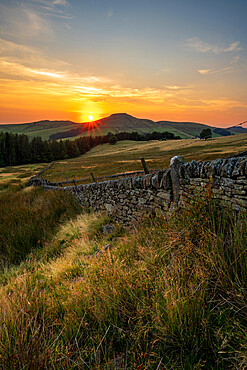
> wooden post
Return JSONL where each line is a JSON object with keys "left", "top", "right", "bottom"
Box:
{"left": 90, "top": 172, "right": 96, "bottom": 183}
{"left": 141, "top": 157, "right": 149, "bottom": 174}
{"left": 73, "top": 179, "right": 79, "bottom": 194}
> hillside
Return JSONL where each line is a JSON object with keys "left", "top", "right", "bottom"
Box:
{"left": 0, "top": 120, "right": 80, "bottom": 140}
{"left": 41, "top": 134, "right": 247, "bottom": 183}
{"left": 0, "top": 113, "right": 233, "bottom": 140}
{"left": 227, "top": 125, "right": 247, "bottom": 134}
{"left": 157, "top": 120, "right": 217, "bottom": 138}
{"left": 0, "top": 169, "right": 246, "bottom": 368}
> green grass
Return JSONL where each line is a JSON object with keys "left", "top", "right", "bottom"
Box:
{"left": 0, "top": 187, "right": 82, "bottom": 270}
{"left": 0, "top": 121, "right": 82, "bottom": 140}
{"left": 0, "top": 189, "right": 246, "bottom": 369}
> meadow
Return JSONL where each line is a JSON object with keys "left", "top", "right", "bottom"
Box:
{"left": 0, "top": 135, "right": 247, "bottom": 368}
{"left": 42, "top": 134, "right": 247, "bottom": 183}
{"left": 1, "top": 134, "right": 246, "bottom": 186}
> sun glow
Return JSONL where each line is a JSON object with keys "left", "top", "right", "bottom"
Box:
{"left": 88, "top": 114, "right": 94, "bottom": 121}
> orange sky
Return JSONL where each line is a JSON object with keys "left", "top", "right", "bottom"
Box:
{"left": 0, "top": 0, "right": 247, "bottom": 127}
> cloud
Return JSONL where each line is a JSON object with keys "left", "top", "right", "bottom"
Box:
{"left": 107, "top": 8, "right": 114, "bottom": 17}
{"left": 0, "top": 51, "right": 179, "bottom": 104}
{"left": 0, "top": 38, "right": 68, "bottom": 70}
{"left": 198, "top": 69, "right": 211, "bottom": 75}
{"left": 0, "top": 0, "right": 71, "bottom": 41}
{"left": 52, "top": 0, "right": 69, "bottom": 5}
{"left": 30, "top": 0, "right": 69, "bottom": 7}
{"left": 165, "top": 85, "right": 192, "bottom": 90}
{"left": 0, "top": 3, "right": 53, "bottom": 39}
{"left": 186, "top": 37, "right": 243, "bottom": 54}
{"left": 0, "top": 37, "right": 174, "bottom": 104}
{"left": 231, "top": 55, "right": 240, "bottom": 64}
{"left": 30, "top": 0, "right": 71, "bottom": 18}
{"left": 186, "top": 38, "right": 218, "bottom": 53}
{"left": 198, "top": 66, "right": 237, "bottom": 75}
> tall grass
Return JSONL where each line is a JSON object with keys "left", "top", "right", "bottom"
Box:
{"left": 0, "top": 191, "right": 246, "bottom": 369}
{"left": 0, "top": 187, "right": 82, "bottom": 269}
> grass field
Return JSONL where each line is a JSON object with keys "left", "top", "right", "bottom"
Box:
{"left": 42, "top": 134, "right": 247, "bottom": 182}
{"left": 0, "top": 134, "right": 246, "bottom": 186}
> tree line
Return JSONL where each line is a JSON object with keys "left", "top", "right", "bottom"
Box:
{"left": 0, "top": 130, "right": 180, "bottom": 167}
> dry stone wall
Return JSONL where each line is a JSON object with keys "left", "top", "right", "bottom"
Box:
{"left": 33, "top": 155, "right": 247, "bottom": 222}
{"left": 178, "top": 156, "right": 247, "bottom": 211}
{"left": 43, "top": 169, "right": 173, "bottom": 223}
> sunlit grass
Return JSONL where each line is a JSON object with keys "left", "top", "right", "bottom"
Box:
{"left": 0, "top": 190, "right": 246, "bottom": 368}
{"left": 42, "top": 134, "right": 247, "bottom": 182}
{"left": 1, "top": 134, "right": 246, "bottom": 185}
{"left": 0, "top": 187, "right": 82, "bottom": 272}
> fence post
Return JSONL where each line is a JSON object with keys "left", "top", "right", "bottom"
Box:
{"left": 91, "top": 172, "right": 96, "bottom": 183}
{"left": 141, "top": 157, "right": 149, "bottom": 174}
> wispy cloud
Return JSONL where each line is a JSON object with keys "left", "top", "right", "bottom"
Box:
{"left": 107, "top": 8, "right": 114, "bottom": 17}
{"left": 198, "top": 66, "right": 238, "bottom": 75}
{"left": 0, "top": 0, "right": 71, "bottom": 41}
{"left": 224, "top": 42, "right": 242, "bottom": 52}
{"left": 198, "top": 69, "right": 211, "bottom": 75}
{"left": 29, "top": 0, "right": 69, "bottom": 8}
{"left": 165, "top": 85, "right": 192, "bottom": 90}
{"left": 0, "top": 38, "right": 68, "bottom": 70}
{"left": 231, "top": 55, "right": 240, "bottom": 64}
{"left": 186, "top": 37, "right": 243, "bottom": 54}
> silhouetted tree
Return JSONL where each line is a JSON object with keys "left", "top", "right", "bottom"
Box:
{"left": 200, "top": 128, "right": 212, "bottom": 140}
{"left": 109, "top": 135, "right": 117, "bottom": 145}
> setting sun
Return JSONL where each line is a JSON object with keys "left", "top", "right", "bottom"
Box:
{"left": 88, "top": 114, "right": 94, "bottom": 121}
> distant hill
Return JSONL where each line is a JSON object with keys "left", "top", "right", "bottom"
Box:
{"left": 0, "top": 120, "right": 80, "bottom": 140}
{"left": 156, "top": 120, "right": 213, "bottom": 139}
{"left": 227, "top": 126, "right": 247, "bottom": 134}
{"left": 0, "top": 113, "right": 240, "bottom": 140}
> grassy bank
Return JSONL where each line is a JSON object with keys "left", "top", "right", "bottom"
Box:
{"left": 0, "top": 190, "right": 246, "bottom": 369}
{"left": 0, "top": 187, "right": 82, "bottom": 271}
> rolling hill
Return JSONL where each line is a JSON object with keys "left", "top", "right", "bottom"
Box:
{"left": 0, "top": 113, "right": 245, "bottom": 140}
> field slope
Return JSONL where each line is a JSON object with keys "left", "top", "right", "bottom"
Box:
{"left": 41, "top": 133, "right": 247, "bottom": 183}
{"left": 0, "top": 187, "right": 246, "bottom": 368}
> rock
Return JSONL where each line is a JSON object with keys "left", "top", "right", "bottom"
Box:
{"left": 170, "top": 155, "right": 186, "bottom": 205}
{"left": 103, "top": 224, "right": 116, "bottom": 234}
{"left": 105, "top": 203, "right": 113, "bottom": 213}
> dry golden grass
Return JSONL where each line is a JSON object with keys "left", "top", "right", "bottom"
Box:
{"left": 43, "top": 134, "right": 247, "bottom": 182}
{"left": 1, "top": 134, "right": 246, "bottom": 185}
{"left": 0, "top": 192, "right": 246, "bottom": 368}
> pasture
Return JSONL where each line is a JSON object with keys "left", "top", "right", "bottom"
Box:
{"left": 0, "top": 133, "right": 246, "bottom": 187}
{"left": 43, "top": 133, "right": 247, "bottom": 182}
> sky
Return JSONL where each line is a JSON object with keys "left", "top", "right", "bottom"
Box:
{"left": 0, "top": 0, "right": 247, "bottom": 126}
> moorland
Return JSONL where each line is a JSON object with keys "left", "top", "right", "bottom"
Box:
{"left": 0, "top": 134, "right": 247, "bottom": 369}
